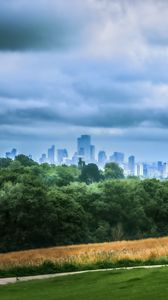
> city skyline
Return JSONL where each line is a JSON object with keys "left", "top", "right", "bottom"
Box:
{"left": 3, "top": 133, "right": 168, "bottom": 179}
{"left": 1, "top": 1, "right": 168, "bottom": 160}
{"left": 2, "top": 134, "right": 168, "bottom": 165}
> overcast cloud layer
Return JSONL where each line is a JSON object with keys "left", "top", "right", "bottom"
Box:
{"left": 1, "top": 0, "right": 168, "bottom": 160}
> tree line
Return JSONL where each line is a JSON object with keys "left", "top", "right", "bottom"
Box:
{"left": 0, "top": 155, "right": 168, "bottom": 252}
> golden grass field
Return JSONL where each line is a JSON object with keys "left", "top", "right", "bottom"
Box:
{"left": 0, "top": 237, "right": 168, "bottom": 269}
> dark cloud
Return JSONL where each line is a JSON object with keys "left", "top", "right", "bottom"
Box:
{"left": 0, "top": 107, "right": 61, "bottom": 126}
{"left": 64, "top": 108, "right": 168, "bottom": 128}
{"left": 0, "top": 2, "right": 80, "bottom": 51}
{"left": 1, "top": 104, "right": 168, "bottom": 129}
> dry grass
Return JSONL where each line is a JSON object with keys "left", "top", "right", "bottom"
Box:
{"left": 0, "top": 237, "right": 168, "bottom": 269}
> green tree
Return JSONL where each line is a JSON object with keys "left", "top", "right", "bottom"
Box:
{"left": 0, "top": 158, "right": 12, "bottom": 169}
{"left": 80, "top": 163, "right": 101, "bottom": 184}
{"left": 104, "top": 162, "right": 124, "bottom": 179}
{"left": 15, "top": 155, "right": 37, "bottom": 167}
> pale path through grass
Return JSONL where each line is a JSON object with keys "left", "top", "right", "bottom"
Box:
{"left": 0, "top": 267, "right": 168, "bottom": 300}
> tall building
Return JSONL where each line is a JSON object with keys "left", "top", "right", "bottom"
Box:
{"left": 128, "top": 155, "right": 135, "bottom": 176}
{"left": 72, "top": 152, "right": 79, "bottom": 165}
{"left": 98, "top": 151, "right": 107, "bottom": 166}
{"left": 143, "top": 163, "right": 148, "bottom": 178}
{"left": 135, "top": 163, "right": 144, "bottom": 177}
{"left": 57, "top": 149, "right": 68, "bottom": 164}
{"left": 6, "top": 148, "right": 17, "bottom": 160}
{"left": 110, "top": 152, "right": 124, "bottom": 165}
{"left": 157, "top": 161, "right": 163, "bottom": 177}
{"left": 77, "top": 135, "right": 91, "bottom": 162}
{"left": 163, "top": 163, "right": 168, "bottom": 178}
{"left": 90, "top": 145, "right": 95, "bottom": 162}
{"left": 39, "top": 153, "right": 47, "bottom": 164}
{"left": 48, "top": 145, "right": 55, "bottom": 164}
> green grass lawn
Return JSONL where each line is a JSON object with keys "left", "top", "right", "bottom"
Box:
{"left": 0, "top": 268, "right": 168, "bottom": 300}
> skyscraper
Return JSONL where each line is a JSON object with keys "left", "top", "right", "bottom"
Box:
{"left": 128, "top": 155, "right": 135, "bottom": 176}
{"left": 57, "top": 149, "right": 68, "bottom": 164}
{"left": 72, "top": 152, "right": 79, "bottom": 165}
{"left": 163, "top": 163, "right": 168, "bottom": 178}
{"left": 90, "top": 145, "right": 95, "bottom": 162}
{"left": 110, "top": 152, "right": 124, "bottom": 164}
{"left": 39, "top": 153, "right": 47, "bottom": 164}
{"left": 48, "top": 145, "right": 55, "bottom": 164}
{"left": 157, "top": 161, "right": 163, "bottom": 177}
{"left": 98, "top": 151, "right": 107, "bottom": 166}
{"left": 135, "top": 163, "right": 144, "bottom": 177}
{"left": 77, "top": 135, "right": 91, "bottom": 162}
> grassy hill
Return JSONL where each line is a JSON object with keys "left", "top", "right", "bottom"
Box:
{"left": 0, "top": 267, "right": 168, "bottom": 300}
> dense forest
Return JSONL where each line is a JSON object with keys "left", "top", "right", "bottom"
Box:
{"left": 0, "top": 155, "right": 168, "bottom": 253}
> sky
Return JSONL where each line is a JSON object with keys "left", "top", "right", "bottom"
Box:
{"left": 1, "top": 0, "right": 168, "bottom": 161}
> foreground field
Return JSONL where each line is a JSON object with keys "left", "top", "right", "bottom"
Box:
{"left": 0, "top": 237, "right": 168, "bottom": 270}
{"left": 0, "top": 267, "right": 168, "bottom": 300}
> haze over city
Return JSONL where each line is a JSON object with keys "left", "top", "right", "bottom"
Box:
{"left": 1, "top": 0, "right": 168, "bottom": 160}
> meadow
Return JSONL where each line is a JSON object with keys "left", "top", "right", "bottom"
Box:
{"left": 0, "top": 237, "right": 168, "bottom": 277}
{"left": 0, "top": 267, "right": 168, "bottom": 300}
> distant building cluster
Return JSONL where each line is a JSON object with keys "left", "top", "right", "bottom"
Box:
{"left": 3, "top": 135, "right": 168, "bottom": 179}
